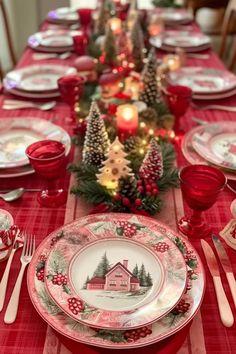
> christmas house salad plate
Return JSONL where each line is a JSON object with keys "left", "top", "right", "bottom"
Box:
{"left": 44, "top": 215, "right": 187, "bottom": 330}
{"left": 28, "top": 214, "right": 205, "bottom": 349}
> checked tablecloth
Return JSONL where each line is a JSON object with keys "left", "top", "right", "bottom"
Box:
{"left": 0, "top": 21, "right": 236, "bottom": 354}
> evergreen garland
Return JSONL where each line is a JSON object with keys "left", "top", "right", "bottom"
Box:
{"left": 70, "top": 142, "right": 178, "bottom": 216}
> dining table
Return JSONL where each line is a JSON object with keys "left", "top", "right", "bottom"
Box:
{"left": 0, "top": 5, "right": 236, "bottom": 354}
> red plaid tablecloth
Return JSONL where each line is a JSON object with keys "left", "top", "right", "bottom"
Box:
{"left": 0, "top": 24, "right": 236, "bottom": 354}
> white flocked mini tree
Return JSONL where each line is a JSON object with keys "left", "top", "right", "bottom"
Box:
{"left": 96, "top": 137, "right": 133, "bottom": 190}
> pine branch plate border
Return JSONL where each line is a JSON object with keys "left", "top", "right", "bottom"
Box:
{"left": 28, "top": 213, "right": 205, "bottom": 349}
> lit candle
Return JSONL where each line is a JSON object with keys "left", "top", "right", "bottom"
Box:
{"left": 163, "top": 55, "right": 181, "bottom": 72}
{"left": 124, "top": 77, "right": 140, "bottom": 100}
{"left": 148, "top": 15, "right": 164, "bottom": 37}
{"left": 108, "top": 17, "right": 122, "bottom": 34}
{"left": 116, "top": 104, "right": 138, "bottom": 141}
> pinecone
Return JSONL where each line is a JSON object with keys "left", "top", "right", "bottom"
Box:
{"left": 124, "top": 136, "right": 139, "bottom": 153}
{"left": 118, "top": 176, "right": 137, "bottom": 200}
{"left": 139, "top": 107, "right": 158, "bottom": 123}
{"left": 159, "top": 114, "right": 175, "bottom": 130}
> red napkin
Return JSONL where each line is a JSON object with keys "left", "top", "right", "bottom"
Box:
{"left": 55, "top": 321, "right": 191, "bottom": 354}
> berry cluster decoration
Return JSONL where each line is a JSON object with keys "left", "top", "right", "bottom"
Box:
{"left": 124, "top": 326, "right": 152, "bottom": 342}
{"left": 36, "top": 269, "right": 45, "bottom": 282}
{"left": 115, "top": 221, "right": 142, "bottom": 238}
{"left": 68, "top": 297, "right": 84, "bottom": 315}
{"left": 172, "top": 299, "right": 190, "bottom": 315}
{"left": 52, "top": 273, "right": 68, "bottom": 286}
{"left": 153, "top": 241, "right": 170, "bottom": 253}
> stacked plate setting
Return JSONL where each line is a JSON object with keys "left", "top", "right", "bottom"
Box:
{"left": 28, "top": 213, "right": 205, "bottom": 350}
{"left": 28, "top": 30, "right": 82, "bottom": 53}
{"left": 0, "top": 117, "right": 71, "bottom": 178}
{"left": 168, "top": 67, "right": 236, "bottom": 100}
{"left": 182, "top": 122, "right": 236, "bottom": 181}
{"left": 3, "top": 64, "right": 76, "bottom": 99}
{"left": 47, "top": 7, "right": 79, "bottom": 25}
{"left": 153, "top": 8, "right": 193, "bottom": 25}
{"left": 150, "top": 32, "right": 211, "bottom": 53}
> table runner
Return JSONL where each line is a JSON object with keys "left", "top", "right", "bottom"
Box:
{"left": 0, "top": 23, "right": 236, "bottom": 354}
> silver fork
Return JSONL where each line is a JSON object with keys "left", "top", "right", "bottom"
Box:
{"left": 4, "top": 234, "right": 35, "bottom": 324}
{"left": 0, "top": 228, "right": 23, "bottom": 311}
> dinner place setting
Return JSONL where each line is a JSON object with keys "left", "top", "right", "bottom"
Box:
{"left": 0, "top": 1, "right": 236, "bottom": 354}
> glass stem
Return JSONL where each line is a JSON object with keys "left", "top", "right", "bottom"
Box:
{"left": 189, "top": 210, "right": 203, "bottom": 226}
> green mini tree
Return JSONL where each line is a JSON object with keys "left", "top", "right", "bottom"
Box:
{"left": 130, "top": 17, "right": 144, "bottom": 72}
{"left": 139, "top": 48, "right": 160, "bottom": 105}
{"left": 103, "top": 25, "right": 118, "bottom": 66}
{"left": 82, "top": 101, "right": 110, "bottom": 167}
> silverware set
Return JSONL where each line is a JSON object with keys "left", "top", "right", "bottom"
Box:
{"left": 201, "top": 235, "right": 236, "bottom": 327}
{"left": 0, "top": 231, "right": 35, "bottom": 323}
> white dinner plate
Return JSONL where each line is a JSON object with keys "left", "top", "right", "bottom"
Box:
{"left": 0, "top": 117, "right": 71, "bottom": 169}
{"left": 28, "top": 30, "right": 81, "bottom": 52}
{"left": 47, "top": 7, "right": 78, "bottom": 24}
{"left": 168, "top": 67, "right": 236, "bottom": 94}
{"left": 4, "top": 64, "right": 76, "bottom": 93}
{"left": 163, "top": 33, "right": 211, "bottom": 48}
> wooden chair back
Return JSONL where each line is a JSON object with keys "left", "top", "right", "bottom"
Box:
{"left": 219, "top": 0, "right": 236, "bottom": 69}
{"left": 0, "top": 0, "right": 16, "bottom": 75}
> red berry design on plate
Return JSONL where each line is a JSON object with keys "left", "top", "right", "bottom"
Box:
{"left": 36, "top": 269, "right": 45, "bottom": 282}
{"left": 172, "top": 299, "right": 190, "bottom": 315}
{"left": 124, "top": 326, "right": 152, "bottom": 342}
{"left": 153, "top": 241, "right": 169, "bottom": 253}
{"left": 68, "top": 297, "right": 84, "bottom": 315}
{"left": 184, "top": 250, "right": 197, "bottom": 263}
{"left": 116, "top": 221, "right": 137, "bottom": 238}
{"left": 52, "top": 273, "right": 68, "bottom": 286}
{"left": 39, "top": 254, "right": 47, "bottom": 263}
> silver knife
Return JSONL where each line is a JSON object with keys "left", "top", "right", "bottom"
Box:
{"left": 201, "top": 239, "right": 234, "bottom": 327}
{"left": 212, "top": 235, "right": 236, "bottom": 308}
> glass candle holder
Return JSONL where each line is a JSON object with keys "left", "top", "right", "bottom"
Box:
{"left": 26, "top": 140, "right": 67, "bottom": 207}
{"left": 178, "top": 164, "right": 226, "bottom": 238}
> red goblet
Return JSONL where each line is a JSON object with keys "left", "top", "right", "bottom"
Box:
{"left": 77, "top": 8, "right": 92, "bottom": 33}
{"left": 178, "top": 164, "right": 226, "bottom": 238}
{"left": 26, "top": 140, "right": 67, "bottom": 207}
{"left": 73, "top": 33, "right": 88, "bottom": 56}
{"left": 58, "top": 74, "right": 84, "bottom": 126}
{"left": 165, "top": 85, "right": 192, "bottom": 134}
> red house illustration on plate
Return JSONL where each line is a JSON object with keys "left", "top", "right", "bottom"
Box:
{"left": 86, "top": 260, "right": 140, "bottom": 292}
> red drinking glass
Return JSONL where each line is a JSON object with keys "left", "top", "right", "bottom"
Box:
{"left": 73, "top": 33, "right": 87, "bottom": 56}
{"left": 77, "top": 8, "right": 92, "bottom": 32}
{"left": 178, "top": 164, "right": 226, "bottom": 238}
{"left": 58, "top": 74, "right": 84, "bottom": 126}
{"left": 165, "top": 85, "right": 192, "bottom": 134}
{"left": 26, "top": 140, "right": 67, "bottom": 207}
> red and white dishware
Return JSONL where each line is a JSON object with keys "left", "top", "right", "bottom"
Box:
{"left": 28, "top": 213, "right": 205, "bottom": 350}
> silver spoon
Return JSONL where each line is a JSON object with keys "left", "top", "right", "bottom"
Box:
{"left": 0, "top": 188, "right": 40, "bottom": 202}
